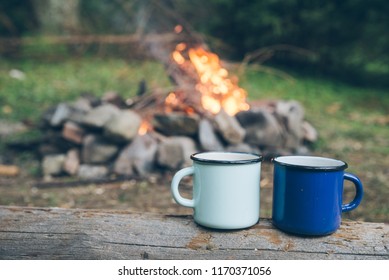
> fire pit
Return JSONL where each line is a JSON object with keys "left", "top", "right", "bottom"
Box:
{"left": 38, "top": 43, "right": 317, "bottom": 180}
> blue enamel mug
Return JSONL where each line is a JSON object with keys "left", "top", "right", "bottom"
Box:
{"left": 272, "top": 156, "right": 363, "bottom": 236}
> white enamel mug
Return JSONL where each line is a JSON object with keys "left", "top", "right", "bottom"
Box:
{"left": 171, "top": 152, "right": 263, "bottom": 229}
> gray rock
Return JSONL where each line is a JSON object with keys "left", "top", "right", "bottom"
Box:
{"left": 302, "top": 121, "right": 318, "bottom": 142}
{"left": 226, "top": 143, "right": 261, "bottom": 154}
{"left": 104, "top": 110, "right": 142, "bottom": 142}
{"left": 81, "top": 134, "right": 119, "bottom": 164}
{"left": 42, "top": 154, "right": 65, "bottom": 176}
{"left": 157, "top": 136, "right": 197, "bottom": 170}
{"left": 71, "top": 97, "right": 93, "bottom": 112}
{"left": 62, "top": 121, "right": 85, "bottom": 144}
{"left": 276, "top": 100, "right": 304, "bottom": 126}
{"left": 236, "top": 108, "right": 283, "bottom": 148}
{"left": 64, "top": 149, "right": 80, "bottom": 175}
{"left": 82, "top": 104, "right": 120, "bottom": 128}
{"left": 152, "top": 113, "right": 200, "bottom": 136}
{"left": 78, "top": 165, "right": 109, "bottom": 179}
{"left": 213, "top": 109, "right": 246, "bottom": 144}
{"left": 198, "top": 118, "right": 224, "bottom": 151}
{"left": 50, "top": 103, "right": 72, "bottom": 127}
{"left": 294, "top": 145, "right": 311, "bottom": 155}
{"left": 114, "top": 134, "right": 158, "bottom": 177}
{"left": 275, "top": 100, "right": 305, "bottom": 149}
{"left": 50, "top": 103, "right": 87, "bottom": 127}
{"left": 102, "top": 91, "right": 126, "bottom": 108}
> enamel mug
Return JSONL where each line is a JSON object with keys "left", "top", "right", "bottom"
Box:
{"left": 272, "top": 156, "right": 364, "bottom": 236}
{"left": 171, "top": 152, "right": 263, "bottom": 229}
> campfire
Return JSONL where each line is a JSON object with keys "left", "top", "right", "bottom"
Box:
{"left": 171, "top": 44, "right": 249, "bottom": 116}
{"left": 38, "top": 42, "right": 317, "bottom": 180}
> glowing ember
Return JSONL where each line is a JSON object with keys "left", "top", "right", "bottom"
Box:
{"left": 164, "top": 92, "right": 179, "bottom": 113}
{"left": 172, "top": 50, "right": 185, "bottom": 65}
{"left": 165, "top": 92, "right": 179, "bottom": 105}
{"left": 165, "top": 91, "right": 195, "bottom": 114}
{"left": 138, "top": 120, "right": 152, "bottom": 135}
{"left": 171, "top": 44, "right": 250, "bottom": 116}
{"left": 174, "top": 25, "right": 183, "bottom": 34}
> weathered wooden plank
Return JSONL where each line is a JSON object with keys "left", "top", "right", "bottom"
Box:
{"left": 0, "top": 206, "right": 388, "bottom": 260}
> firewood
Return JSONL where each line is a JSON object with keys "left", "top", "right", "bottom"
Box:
{"left": 0, "top": 164, "right": 20, "bottom": 177}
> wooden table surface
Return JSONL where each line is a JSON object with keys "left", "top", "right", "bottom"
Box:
{"left": 0, "top": 206, "right": 388, "bottom": 260}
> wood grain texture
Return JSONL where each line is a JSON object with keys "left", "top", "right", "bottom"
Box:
{"left": 0, "top": 206, "right": 388, "bottom": 260}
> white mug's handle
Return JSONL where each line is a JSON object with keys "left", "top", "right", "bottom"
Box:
{"left": 171, "top": 166, "right": 195, "bottom": 208}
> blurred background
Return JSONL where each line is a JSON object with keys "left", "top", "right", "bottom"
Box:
{"left": 1, "top": 0, "right": 388, "bottom": 85}
{"left": 0, "top": 0, "right": 388, "bottom": 222}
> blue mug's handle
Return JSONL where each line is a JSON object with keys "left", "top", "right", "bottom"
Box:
{"left": 342, "top": 172, "right": 364, "bottom": 212}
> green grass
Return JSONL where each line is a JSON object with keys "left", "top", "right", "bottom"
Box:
{"left": 241, "top": 66, "right": 389, "bottom": 152}
{"left": 0, "top": 57, "right": 171, "bottom": 122}
{"left": 1, "top": 56, "right": 388, "bottom": 222}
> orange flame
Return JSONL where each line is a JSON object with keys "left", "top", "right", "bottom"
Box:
{"left": 164, "top": 92, "right": 179, "bottom": 113}
{"left": 165, "top": 92, "right": 180, "bottom": 107}
{"left": 165, "top": 91, "right": 195, "bottom": 115}
{"left": 171, "top": 45, "right": 249, "bottom": 116}
{"left": 138, "top": 120, "right": 152, "bottom": 136}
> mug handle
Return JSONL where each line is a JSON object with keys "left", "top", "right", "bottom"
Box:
{"left": 171, "top": 166, "right": 195, "bottom": 208}
{"left": 342, "top": 172, "right": 364, "bottom": 212}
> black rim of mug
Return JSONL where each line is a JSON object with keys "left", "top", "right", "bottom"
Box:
{"left": 190, "top": 152, "right": 263, "bottom": 165}
{"left": 273, "top": 156, "right": 348, "bottom": 171}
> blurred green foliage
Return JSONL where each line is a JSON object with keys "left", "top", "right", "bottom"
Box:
{"left": 178, "top": 0, "right": 389, "bottom": 85}
{"left": 1, "top": 0, "right": 388, "bottom": 86}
